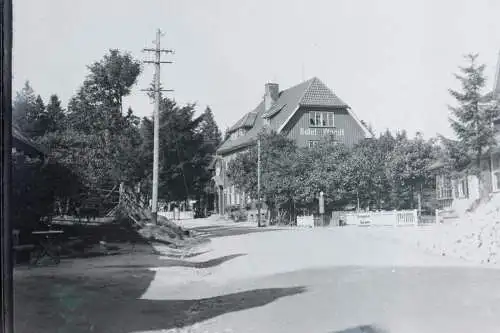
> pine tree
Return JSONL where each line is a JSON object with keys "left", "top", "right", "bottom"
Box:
{"left": 199, "top": 106, "right": 222, "bottom": 150}
{"left": 12, "top": 81, "right": 37, "bottom": 133}
{"left": 30, "top": 95, "right": 47, "bottom": 137}
{"left": 448, "top": 54, "right": 500, "bottom": 197}
{"left": 45, "top": 94, "right": 66, "bottom": 133}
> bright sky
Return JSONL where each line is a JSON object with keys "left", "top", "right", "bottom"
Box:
{"left": 12, "top": 0, "right": 500, "bottom": 139}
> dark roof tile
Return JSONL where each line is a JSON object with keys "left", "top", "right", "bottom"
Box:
{"left": 300, "top": 77, "right": 348, "bottom": 108}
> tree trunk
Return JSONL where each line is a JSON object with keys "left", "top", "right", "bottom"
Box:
{"left": 476, "top": 148, "right": 485, "bottom": 201}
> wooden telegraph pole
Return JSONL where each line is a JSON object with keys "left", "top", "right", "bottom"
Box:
{"left": 142, "top": 29, "right": 174, "bottom": 224}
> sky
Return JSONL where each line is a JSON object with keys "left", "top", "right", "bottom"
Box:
{"left": 12, "top": 0, "right": 500, "bottom": 139}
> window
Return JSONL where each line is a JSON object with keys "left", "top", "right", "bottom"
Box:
{"left": 495, "top": 171, "right": 500, "bottom": 191}
{"left": 453, "top": 180, "right": 459, "bottom": 199}
{"left": 452, "top": 177, "right": 469, "bottom": 199}
{"left": 308, "top": 140, "right": 320, "bottom": 148}
{"left": 436, "top": 175, "right": 452, "bottom": 199}
{"left": 309, "top": 111, "right": 334, "bottom": 127}
{"left": 492, "top": 154, "right": 500, "bottom": 191}
{"left": 458, "top": 178, "right": 468, "bottom": 198}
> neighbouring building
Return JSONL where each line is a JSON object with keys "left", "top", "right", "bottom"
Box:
{"left": 432, "top": 50, "right": 500, "bottom": 215}
{"left": 212, "top": 77, "right": 372, "bottom": 215}
{"left": 11, "top": 124, "right": 46, "bottom": 159}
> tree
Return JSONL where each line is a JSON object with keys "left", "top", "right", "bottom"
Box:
{"left": 53, "top": 50, "right": 143, "bottom": 187}
{"left": 199, "top": 106, "right": 222, "bottom": 151}
{"left": 13, "top": 81, "right": 37, "bottom": 134}
{"left": 437, "top": 135, "right": 471, "bottom": 173}
{"left": 84, "top": 49, "right": 142, "bottom": 114}
{"left": 44, "top": 94, "right": 66, "bottom": 133}
{"left": 386, "top": 133, "right": 436, "bottom": 210}
{"left": 227, "top": 131, "right": 304, "bottom": 222}
{"left": 294, "top": 138, "right": 351, "bottom": 212}
{"left": 344, "top": 137, "right": 392, "bottom": 210}
{"left": 448, "top": 54, "right": 500, "bottom": 197}
{"left": 139, "top": 99, "right": 215, "bottom": 203}
{"left": 67, "top": 49, "right": 142, "bottom": 134}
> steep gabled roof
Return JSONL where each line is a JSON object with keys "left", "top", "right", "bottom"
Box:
{"left": 228, "top": 111, "right": 258, "bottom": 133}
{"left": 218, "top": 101, "right": 266, "bottom": 155}
{"left": 261, "top": 78, "right": 313, "bottom": 119}
{"left": 217, "top": 77, "right": 369, "bottom": 155}
{"left": 300, "top": 77, "right": 348, "bottom": 107}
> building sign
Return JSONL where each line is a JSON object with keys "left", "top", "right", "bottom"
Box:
{"left": 300, "top": 128, "right": 344, "bottom": 137}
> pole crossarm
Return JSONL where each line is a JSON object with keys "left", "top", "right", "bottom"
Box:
{"left": 143, "top": 60, "right": 173, "bottom": 64}
{"left": 140, "top": 89, "right": 174, "bottom": 92}
{"left": 143, "top": 48, "right": 174, "bottom": 54}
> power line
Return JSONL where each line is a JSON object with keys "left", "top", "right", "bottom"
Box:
{"left": 142, "top": 29, "right": 174, "bottom": 225}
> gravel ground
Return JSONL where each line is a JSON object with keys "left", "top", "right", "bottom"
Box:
{"left": 15, "top": 217, "right": 500, "bottom": 333}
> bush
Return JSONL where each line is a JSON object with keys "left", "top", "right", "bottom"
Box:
{"left": 225, "top": 205, "right": 247, "bottom": 222}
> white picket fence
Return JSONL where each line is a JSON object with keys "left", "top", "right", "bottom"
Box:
{"left": 296, "top": 215, "right": 315, "bottom": 228}
{"left": 159, "top": 210, "right": 194, "bottom": 220}
{"left": 343, "top": 209, "right": 419, "bottom": 227}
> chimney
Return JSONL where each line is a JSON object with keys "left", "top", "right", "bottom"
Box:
{"left": 264, "top": 82, "right": 279, "bottom": 111}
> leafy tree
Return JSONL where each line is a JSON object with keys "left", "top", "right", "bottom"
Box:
{"left": 448, "top": 54, "right": 500, "bottom": 196}
{"left": 84, "top": 49, "right": 142, "bottom": 114}
{"left": 386, "top": 133, "right": 436, "bottom": 210}
{"left": 294, "top": 138, "right": 350, "bottom": 212}
{"left": 344, "top": 136, "right": 392, "bottom": 210}
{"left": 227, "top": 131, "right": 303, "bottom": 221}
{"left": 67, "top": 49, "right": 142, "bottom": 134}
{"left": 54, "top": 50, "right": 143, "bottom": 187}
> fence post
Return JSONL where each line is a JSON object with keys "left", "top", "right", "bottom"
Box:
{"left": 435, "top": 209, "right": 439, "bottom": 224}
{"left": 414, "top": 209, "right": 418, "bottom": 226}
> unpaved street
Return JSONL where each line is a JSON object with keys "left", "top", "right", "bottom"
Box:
{"left": 15, "top": 220, "right": 500, "bottom": 333}
{"left": 144, "top": 222, "right": 500, "bottom": 333}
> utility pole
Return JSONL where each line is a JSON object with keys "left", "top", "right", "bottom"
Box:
{"left": 142, "top": 29, "right": 174, "bottom": 224}
{"left": 257, "top": 137, "right": 262, "bottom": 227}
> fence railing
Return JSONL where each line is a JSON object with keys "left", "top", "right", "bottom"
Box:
{"left": 342, "top": 210, "right": 419, "bottom": 226}
{"left": 295, "top": 209, "right": 420, "bottom": 227}
{"left": 159, "top": 210, "right": 194, "bottom": 220}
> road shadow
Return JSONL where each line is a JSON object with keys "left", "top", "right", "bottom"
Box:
{"left": 193, "top": 225, "right": 279, "bottom": 238}
{"left": 15, "top": 261, "right": 306, "bottom": 333}
{"left": 329, "top": 325, "right": 387, "bottom": 333}
{"left": 160, "top": 249, "right": 212, "bottom": 259}
{"left": 101, "top": 253, "right": 246, "bottom": 269}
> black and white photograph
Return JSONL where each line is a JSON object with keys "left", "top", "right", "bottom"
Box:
{"left": 2, "top": 1, "right": 500, "bottom": 332}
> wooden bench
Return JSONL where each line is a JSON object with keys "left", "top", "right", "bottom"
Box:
{"left": 13, "top": 229, "right": 35, "bottom": 264}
